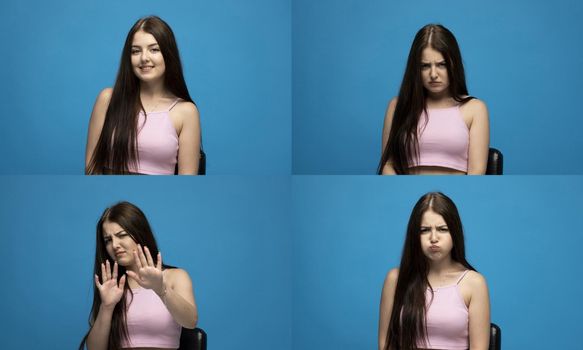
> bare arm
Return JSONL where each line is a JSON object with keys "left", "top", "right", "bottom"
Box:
{"left": 379, "top": 268, "right": 399, "bottom": 350}
{"left": 85, "top": 88, "right": 112, "bottom": 173}
{"left": 161, "top": 268, "right": 198, "bottom": 329}
{"left": 175, "top": 102, "right": 201, "bottom": 175}
{"left": 467, "top": 272, "right": 491, "bottom": 350}
{"left": 381, "top": 98, "right": 398, "bottom": 175}
{"left": 466, "top": 99, "right": 490, "bottom": 175}
{"left": 87, "top": 261, "right": 126, "bottom": 350}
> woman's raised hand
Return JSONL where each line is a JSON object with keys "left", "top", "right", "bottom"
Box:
{"left": 126, "top": 245, "right": 165, "bottom": 296}
{"left": 94, "top": 260, "right": 126, "bottom": 309}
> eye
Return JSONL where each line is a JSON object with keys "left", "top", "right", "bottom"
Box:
{"left": 421, "top": 63, "right": 430, "bottom": 69}
{"left": 438, "top": 62, "right": 447, "bottom": 68}
{"left": 131, "top": 49, "right": 140, "bottom": 55}
{"left": 104, "top": 237, "right": 112, "bottom": 243}
{"left": 150, "top": 47, "right": 161, "bottom": 53}
{"left": 420, "top": 227, "right": 430, "bottom": 233}
{"left": 438, "top": 226, "right": 449, "bottom": 232}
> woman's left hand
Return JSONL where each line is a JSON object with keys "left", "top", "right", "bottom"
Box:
{"left": 126, "top": 244, "right": 165, "bottom": 296}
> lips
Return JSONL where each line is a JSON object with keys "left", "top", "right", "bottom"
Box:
{"left": 115, "top": 251, "right": 126, "bottom": 257}
{"left": 139, "top": 66, "right": 154, "bottom": 72}
{"left": 429, "top": 245, "right": 440, "bottom": 252}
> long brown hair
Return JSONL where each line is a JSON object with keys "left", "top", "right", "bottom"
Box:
{"left": 386, "top": 192, "right": 475, "bottom": 349}
{"left": 87, "top": 16, "right": 194, "bottom": 174}
{"left": 378, "top": 24, "right": 473, "bottom": 174}
{"left": 79, "top": 201, "right": 167, "bottom": 350}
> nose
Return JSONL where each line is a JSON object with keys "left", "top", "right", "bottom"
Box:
{"left": 429, "top": 229, "right": 439, "bottom": 243}
{"left": 140, "top": 50, "right": 150, "bottom": 62}
{"left": 111, "top": 236, "right": 121, "bottom": 249}
{"left": 430, "top": 65, "right": 438, "bottom": 80}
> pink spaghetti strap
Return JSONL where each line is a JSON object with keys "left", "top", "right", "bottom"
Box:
{"left": 167, "top": 98, "right": 181, "bottom": 111}
{"left": 455, "top": 270, "right": 470, "bottom": 284}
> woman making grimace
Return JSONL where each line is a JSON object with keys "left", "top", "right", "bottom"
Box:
{"left": 379, "top": 24, "right": 489, "bottom": 175}
{"left": 378, "top": 192, "right": 490, "bottom": 349}
{"left": 79, "top": 201, "right": 197, "bottom": 350}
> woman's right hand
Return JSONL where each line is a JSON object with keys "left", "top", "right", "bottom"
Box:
{"left": 94, "top": 260, "right": 126, "bottom": 308}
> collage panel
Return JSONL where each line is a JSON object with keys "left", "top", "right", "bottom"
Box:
{"left": 292, "top": 176, "right": 583, "bottom": 349}
{"left": 0, "top": 176, "right": 291, "bottom": 349}
{"left": 293, "top": 0, "right": 583, "bottom": 174}
{"left": 1, "top": 0, "right": 291, "bottom": 175}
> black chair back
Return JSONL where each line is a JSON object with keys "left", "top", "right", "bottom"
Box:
{"left": 486, "top": 148, "right": 503, "bottom": 175}
{"left": 489, "top": 323, "right": 501, "bottom": 350}
{"left": 179, "top": 327, "right": 207, "bottom": 350}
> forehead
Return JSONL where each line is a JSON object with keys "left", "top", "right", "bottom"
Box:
{"left": 102, "top": 220, "right": 125, "bottom": 236}
{"left": 420, "top": 209, "right": 446, "bottom": 225}
{"left": 421, "top": 47, "right": 445, "bottom": 62}
{"left": 132, "top": 30, "right": 159, "bottom": 47}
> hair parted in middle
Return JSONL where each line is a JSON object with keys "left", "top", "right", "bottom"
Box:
{"left": 79, "top": 201, "right": 169, "bottom": 350}
{"left": 386, "top": 192, "right": 475, "bottom": 350}
{"left": 87, "top": 15, "right": 194, "bottom": 175}
{"left": 378, "top": 24, "right": 474, "bottom": 175}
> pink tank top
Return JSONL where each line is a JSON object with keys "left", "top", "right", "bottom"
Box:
{"left": 128, "top": 99, "right": 180, "bottom": 175}
{"left": 420, "top": 270, "right": 470, "bottom": 350}
{"left": 120, "top": 287, "right": 181, "bottom": 349}
{"left": 413, "top": 106, "right": 469, "bottom": 172}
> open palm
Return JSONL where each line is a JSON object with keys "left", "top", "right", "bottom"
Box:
{"left": 126, "top": 245, "right": 164, "bottom": 295}
{"left": 95, "top": 260, "right": 126, "bottom": 308}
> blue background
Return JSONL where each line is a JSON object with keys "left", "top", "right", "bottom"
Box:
{"left": 0, "top": 0, "right": 290, "bottom": 175}
{"left": 292, "top": 0, "right": 583, "bottom": 174}
{"left": 292, "top": 176, "right": 583, "bottom": 349}
{"left": 0, "top": 176, "right": 291, "bottom": 350}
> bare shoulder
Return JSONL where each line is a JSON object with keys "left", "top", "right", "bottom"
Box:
{"left": 465, "top": 270, "right": 488, "bottom": 290}
{"left": 173, "top": 101, "right": 200, "bottom": 121}
{"left": 464, "top": 98, "right": 489, "bottom": 116}
{"left": 165, "top": 268, "right": 192, "bottom": 286}
{"left": 386, "top": 97, "right": 398, "bottom": 116}
{"left": 96, "top": 87, "right": 113, "bottom": 106}
{"left": 385, "top": 267, "right": 400, "bottom": 286}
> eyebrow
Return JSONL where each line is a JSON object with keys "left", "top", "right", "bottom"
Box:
{"left": 421, "top": 60, "right": 446, "bottom": 64}
{"left": 131, "top": 44, "right": 160, "bottom": 48}
{"left": 103, "top": 229, "right": 126, "bottom": 238}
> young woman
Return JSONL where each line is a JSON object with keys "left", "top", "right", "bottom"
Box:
{"left": 79, "top": 201, "right": 197, "bottom": 350}
{"left": 378, "top": 192, "right": 490, "bottom": 350}
{"left": 85, "top": 16, "right": 201, "bottom": 175}
{"left": 379, "top": 24, "right": 489, "bottom": 175}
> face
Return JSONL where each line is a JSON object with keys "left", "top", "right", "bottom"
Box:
{"left": 420, "top": 46, "right": 450, "bottom": 98}
{"left": 419, "top": 209, "right": 453, "bottom": 262}
{"left": 102, "top": 220, "right": 138, "bottom": 267}
{"left": 130, "top": 30, "right": 166, "bottom": 83}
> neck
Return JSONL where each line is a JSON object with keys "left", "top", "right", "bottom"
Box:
{"left": 139, "top": 79, "right": 167, "bottom": 100}
{"left": 425, "top": 92, "right": 453, "bottom": 106}
{"left": 427, "top": 256, "right": 456, "bottom": 275}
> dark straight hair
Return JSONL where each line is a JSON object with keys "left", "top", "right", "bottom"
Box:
{"left": 378, "top": 24, "right": 473, "bottom": 175}
{"left": 79, "top": 201, "right": 169, "bottom": 350}
{"left": 87, "top": 16, "right": 194, "bottom": 174}
{"left": 386, "top": 192, "right": 475, "bottom": 349}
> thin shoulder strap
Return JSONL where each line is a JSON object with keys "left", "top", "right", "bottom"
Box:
{"left": 455, "top": 270, "right": 470, "bottom": 284}
{"left": 167, "top": 98, "right": 181, "bottom": 111}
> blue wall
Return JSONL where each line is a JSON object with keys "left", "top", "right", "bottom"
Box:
{"left": 293, "top": 0, "right": 583, "bottom": 174}
{"left": 292, "top": 176, "right": 583, "bottom": 349}
{"left": 0, "top": 0, "right": 291, "bottom": 175}
{"left": 0, "top": 176, "right": 291, "bottom": 350}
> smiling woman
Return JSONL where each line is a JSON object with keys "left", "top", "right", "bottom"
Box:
{"left": 85, "top": 16, "right": 202, "bottom": 175}
{"left": 78, "top": 201, "right": 197, "bottom": 350}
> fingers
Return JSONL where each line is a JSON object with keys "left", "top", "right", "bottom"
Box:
{"left": 112, "top": 261, "right": 118, "bottom": 280}
{"left": 137, "top": 244, "right": 148, "bottom": 267}
{"left": 101, "top": 262, "right": 106, "bottom": 282}
{"left": 105, "top": 260, "right": 112, "bottom": 280}
{"left": 144, "top": 246, "right": 155, "bottom": 267}
{"left": 134, "top": 249, "right": 143, "bottom": 269}
{"left": 118, "top": 274, "right": 127, "bottom": 289}
{"left": 157, "top": 252, "right": 162, "bottom": 270}
{"left": 94, "top": 274, "right": 102, "bottom": 288}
